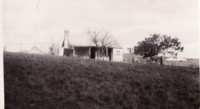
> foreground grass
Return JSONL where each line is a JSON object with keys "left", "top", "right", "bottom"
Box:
{"left": 4, "top": 52, "right": 199, "bottom": 109}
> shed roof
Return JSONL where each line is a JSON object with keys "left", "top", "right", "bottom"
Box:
{"left": 22, "top": 46, "right": 44, "bottom": 54}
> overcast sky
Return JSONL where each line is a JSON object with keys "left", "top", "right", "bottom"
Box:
{"left": 3, "top": 0, "right": 199, "bottom": 58}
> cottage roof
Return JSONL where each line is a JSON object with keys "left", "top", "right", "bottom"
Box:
{"left": 62, "top": 36, "right": 123, "bottom": 49}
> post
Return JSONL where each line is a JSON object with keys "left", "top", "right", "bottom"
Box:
{"left": 111, "top": 49, "right": 113, "bottom": 61}
{"left": 88, "top": 47, "right": 91, "bottom": 58}
{"left": 160, "top": 56, "right": 163, "bottom": 65}
{"left": 73, "top": 47, "right": 75, "bottom": 56}
{"left": 106, "top": 47, "right": 108, "bottom": 60}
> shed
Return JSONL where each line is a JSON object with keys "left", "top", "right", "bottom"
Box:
{"left": 21, "top": 46, "right": 44, "bottom": 54}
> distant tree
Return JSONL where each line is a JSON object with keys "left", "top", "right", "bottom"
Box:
{"left": 87, "top": 29, "right": 114, "bottom": 59}
{"left": 134, "top": 34, "right": 184, "bottom": 58}
{"left": 49, "top": 41, "right": 59, "bottom": 55}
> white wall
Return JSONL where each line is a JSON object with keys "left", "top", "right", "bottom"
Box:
{"left": 58, "top": 47, "right": 64, "bottom": 56}
{"left": 112, "top": 48, "right": 123, "bottom": 62}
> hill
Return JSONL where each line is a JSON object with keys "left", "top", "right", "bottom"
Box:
{"left": 4, "top": 52, "right": 199, "bottom": 109}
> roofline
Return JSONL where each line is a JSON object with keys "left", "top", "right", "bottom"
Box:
{"left": 70, "top": 45, "right": 123, "bottom": 49}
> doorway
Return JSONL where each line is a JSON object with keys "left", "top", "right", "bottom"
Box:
{"left": 90, "top": 47, "right": 96, "bottom": 59}
{"left": 108, "top": 48, "right": 112, "bottom": 61}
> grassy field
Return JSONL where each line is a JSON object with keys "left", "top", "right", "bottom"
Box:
{"left": 164, "top": 59, "right": 199, "bottom": 68}
{"left": 4, "top": 52, "right": 199, "bottom": 109}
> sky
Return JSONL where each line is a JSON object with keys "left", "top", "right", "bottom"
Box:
{"left": 3, "top": 0, "right": 199, "bottom": 58}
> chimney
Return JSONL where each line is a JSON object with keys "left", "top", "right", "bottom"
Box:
{"left": 59, "top": 30, "right": 70, "bottom": 56}
{"left": 64, "top": 30, "right": 69, "bottom": 39}
{"left": 64, "top": 30, "right": 70, "bottom": 48}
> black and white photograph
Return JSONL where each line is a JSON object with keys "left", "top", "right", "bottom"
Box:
{"left": 1, "top": 0, "right": 199, "bottom": 109}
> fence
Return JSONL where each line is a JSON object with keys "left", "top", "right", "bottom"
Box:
{"left": 123, "top": 53, "right": 199, "bottom": 68}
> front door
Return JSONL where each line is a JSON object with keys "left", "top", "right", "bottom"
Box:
{"left": 108, "top": 48, "right": 112, "bottom": 61}
{"left": 90, "top": 47, "right": 96, "bottom": 59}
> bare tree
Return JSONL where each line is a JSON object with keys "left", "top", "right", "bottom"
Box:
{"left": 87, "top": 29, "right": 114, "bottom": 59}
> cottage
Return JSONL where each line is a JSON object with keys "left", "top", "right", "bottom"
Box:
{"left": 58, "top": 30, "right": 123, "bottom": 62}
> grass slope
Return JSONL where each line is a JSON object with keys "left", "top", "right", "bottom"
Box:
{"left": 4, "top": 52, "right": 199, "bottom": 109}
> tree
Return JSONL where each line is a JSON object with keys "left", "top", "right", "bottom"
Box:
{"left": 49, "top": 41, "right": 59, "bottom": 55}
{"left": 134, "top": 34, "right": 184, "bottom": 58}
{"left": 87, "top": 29, "right": 114, "bottom": 59}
